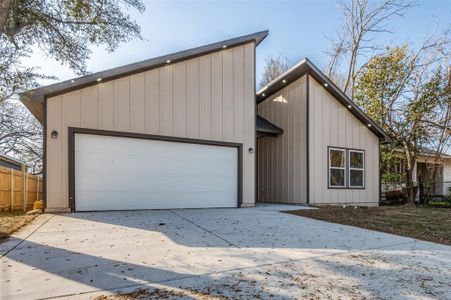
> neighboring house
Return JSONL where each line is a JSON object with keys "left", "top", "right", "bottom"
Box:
{"left": 0, "top": 154, "right": 27, "bottom": 172}
{"left": 387, "top": 149, "right": 451, "bottom": 197}
{"left": 20, "top": 31, "right": 390, "bottom": 212}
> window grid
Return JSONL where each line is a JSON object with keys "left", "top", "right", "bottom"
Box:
{"left": 329, "top": 148, "right": 346, "bottom": 188}
{"left": 348, "top": 150, "right": 365, "bottom": 188}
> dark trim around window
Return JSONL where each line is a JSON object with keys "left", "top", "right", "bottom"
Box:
{"left": 327, "top": 146, "right": 366, "bottom": 190}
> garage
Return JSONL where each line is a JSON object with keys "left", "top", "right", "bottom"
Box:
{"left": 72, "top": 131, "right": 240, "bottom": 211}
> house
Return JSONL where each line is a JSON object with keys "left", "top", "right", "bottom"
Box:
{"left": 256, "top": 59, "right": 391, "bottom": 206}
{"left": 386, "top": 149, "right": 451, "bottom": 198}
{"left": 0, "top": 154, "right": 27, "bottom": 172}
{"left": 415, "top": 151, "right": 451, "bottom": 197}
{"left": 20, "top": 31, "right": 390, "bottom": 212}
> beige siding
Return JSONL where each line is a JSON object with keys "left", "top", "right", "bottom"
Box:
{"left": 308, "top": 78, "right": 379, "bottom": 206}
{"left": 46, "top": 43, "right": 256, "bottom": 211}
{"left": 257, "top": 76, "right": 308, "bottom": 204}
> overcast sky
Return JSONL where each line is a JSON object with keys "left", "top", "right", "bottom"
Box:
{"left": 26, "top": 0, "right": 450, "bottom": 86}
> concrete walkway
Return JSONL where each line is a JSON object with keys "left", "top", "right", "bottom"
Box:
{"left": 1, "top": 204, "right": 450, "bottom": 299}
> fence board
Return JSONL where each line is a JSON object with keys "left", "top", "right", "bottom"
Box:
{"left": 0, "top": 166, "right": 43, "bottom": 211}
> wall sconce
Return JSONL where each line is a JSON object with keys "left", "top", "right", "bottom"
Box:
{"left": 51, "top": 130, "right": 58, "bottom": 139}
{"left": 248, "top": 147, "right": 254, "bottom": 154}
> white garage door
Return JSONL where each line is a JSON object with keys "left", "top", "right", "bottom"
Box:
{"left": 74, "top": 134, "right": 238, "bottom": 211}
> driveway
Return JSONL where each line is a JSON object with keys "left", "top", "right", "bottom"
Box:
{"left": 1, "top": 204, "right": 450, "bottom": 299}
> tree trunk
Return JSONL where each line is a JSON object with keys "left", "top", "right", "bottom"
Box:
{"left": 403, "top": 147, "right": 417, "bottom": 204}
{"left": 0, "top": 0, "right": 15, "bottom": 35}
{"left": 405, "top": 168, "right": 416, "bottom": 204}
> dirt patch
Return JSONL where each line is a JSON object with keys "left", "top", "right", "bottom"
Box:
{"left": 285, "top": 205, "right": 451, "bottom": 245}
{"left": 0, "top": 211, "right": 37, "bottom": 243}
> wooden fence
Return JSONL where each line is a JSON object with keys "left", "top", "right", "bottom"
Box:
{"left": 0, "top": 166, "right": 43, "bottom": 211}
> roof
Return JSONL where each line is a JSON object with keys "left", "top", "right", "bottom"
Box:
{"left": 256, "top": 58, "right": 392, "bottom": 143}
{"left": 395, "top": 147, "right": 451, "bottom": 159}
{"left": 0, "top": 154, "right": 26, "bottom": 167}
{"left": 256, "top": 115, "right": 284, "bottom": 137}
{"left": 20, "top": 30, "right": 269, "bottom": 123}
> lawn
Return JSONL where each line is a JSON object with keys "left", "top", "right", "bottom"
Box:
{"left": 286, "top": 205, "right": 451, "bottom": 245}
{"left": 0, "top": 211, "right": 37, "bottom": 243}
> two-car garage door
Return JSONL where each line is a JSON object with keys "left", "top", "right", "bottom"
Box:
{"left": 74, "top": 133, "right": 238, "bottom": 211}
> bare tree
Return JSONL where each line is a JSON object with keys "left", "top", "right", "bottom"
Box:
{"left": 326, "top": 0, "right": 413, "bottom": 98}
{"left": 259, "top": 54, "right": 290, "bottom": 89}
{"left": 0, "top": 99, "right": 43, "bottom": 174}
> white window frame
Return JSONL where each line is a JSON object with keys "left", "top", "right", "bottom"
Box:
{"left": 348, "top": 150, "right": 365, "bottom": 188}
{"left": 329, "top": 147, "right": 346, "bottom": 188}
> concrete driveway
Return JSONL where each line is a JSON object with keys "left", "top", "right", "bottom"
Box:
{"left": 1, "top": 204, "right": 450, "bottom": 299}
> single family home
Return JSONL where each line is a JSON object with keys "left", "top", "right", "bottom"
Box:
{"left": 20, "top": 31, "right": 391, "bottom": 212}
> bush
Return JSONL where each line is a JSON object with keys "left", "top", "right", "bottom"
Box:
{"left": 33, "top": 200, "right": 44, "bottom": 211}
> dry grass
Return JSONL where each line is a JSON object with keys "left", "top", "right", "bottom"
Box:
{"left": 285, "top": 205, "right": 451, "bottom": 245}
{"left": 0, "top": 211, "right": 37, "bottom": 243}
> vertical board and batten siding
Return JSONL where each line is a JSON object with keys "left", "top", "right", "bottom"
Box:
{"left": 308, "top": 78, "right": 379, "bottom": 206}
{"left": 257, "top": 76, "right": 308, "bottom": 204}
{"left": 46, "top": 43, "right": 255, "bottom": 211}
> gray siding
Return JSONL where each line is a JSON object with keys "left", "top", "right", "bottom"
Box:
{"left": 257, "top": 76, "right": 308, "bottom": 204}
{"left": 308, "top": 78, "right": 379, "bottom": 206}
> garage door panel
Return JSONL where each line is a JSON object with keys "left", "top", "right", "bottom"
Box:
{"left": 76, "top": 172, "right": 236, "bottom": 192}
{"left": 74, "top": 134, "right": 238, "bottom": 211}
{"left": 76, "top": 191, "right": 237, "bottom": 211}
{"left": 76, "top": 151, "right": 236, "bottom": 176}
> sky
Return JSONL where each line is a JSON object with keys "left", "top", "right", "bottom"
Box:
{"left": 27, "top": 0, "right": 450, "bottom": 86}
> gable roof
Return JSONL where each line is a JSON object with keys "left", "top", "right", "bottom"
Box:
{"left": 20, "top": 30, "right": 269, "bottom": 123}
{"left": 256, "top": 114, "right": 284, "bottom": 137}
{"left": 256, "top": 58, "right": 392, "bottom": 143}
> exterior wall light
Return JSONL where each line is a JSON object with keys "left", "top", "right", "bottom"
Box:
{"left": 51, "top": 130, "right": 58, "bottom": 139}
{"left": 248, "top": 148, "right": 254, "bottom": 154}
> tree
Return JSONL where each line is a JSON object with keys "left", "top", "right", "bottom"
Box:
{"left": 354, "top": 40, "right": 450, "bottom": 203}
{"left": 259, "top": 54, "right": 290, "bottom": 89}
{"left": 1, "top": 0, "right": 145, "bottom": 104}
{"left": 0, "top": 99, "right": 43, "bottom": 174}
{"left": 326, "top": 0, "right": 413, "bottom": 98}
{"left": 0, "top": 0, "right": 145, "bottom": 172}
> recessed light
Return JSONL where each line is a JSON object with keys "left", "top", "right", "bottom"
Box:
{"left": 222, "top": 45, "right": 227, "bottom": 49}
{"left": 324, "top": 83, "right": 328, "bottom": 87}
{"left": 262, "top": 93, "right": 266, "bottom": 97}
{"left": 348, "top": 105, "right": 352, "bottom": 108}
{"left": 166, "top": 59, "right": 171, "bottom": 64}
{"left": 96, "top": 78, "right": 102, "bottom": 82}
{"left": 282, "top": 79, "right": 286, "bottom": 83}
{"left": 70, "top": 79, "right": 75, "bottom": 83}
{"left": 368, "top": 124, "right": 372, "bottom": 127}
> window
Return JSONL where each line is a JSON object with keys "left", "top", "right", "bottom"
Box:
{"left": 329, "top": 148, "right": 346, "bottom": 187}
{"left": 349, "top": 150, "right": 364, "bottom": 188}
{"left": 328, "top": 147, "right": 365, "bottom": 189}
